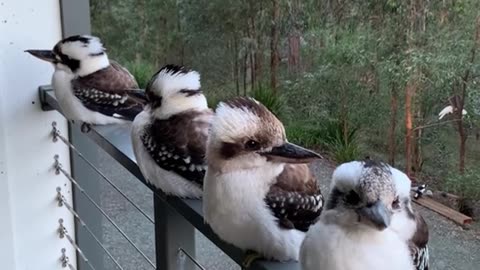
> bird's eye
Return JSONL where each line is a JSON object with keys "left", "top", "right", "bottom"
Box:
{"left": 345, "top": 190, "right": 361, "bottom": 205}
{"left": 392, "top": 196, "right": 400, "bottom": 209}
{"left": 245, "top": 140, "right": 260, "bottom": 150}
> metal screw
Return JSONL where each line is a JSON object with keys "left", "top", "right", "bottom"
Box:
{"left": 58, "top": 218, "right": 66, "bottom": 239}
{"left": 52, "top": 121, "right": 59, "bottom": 142}
{"left": 56, "top": 187, "right": 64, "bottom": 207}
{"left": 54, "top": 155, "right": 61, "bottom": 175}
{"left": 60, "top": 248, "right": 69, "bottom": 268}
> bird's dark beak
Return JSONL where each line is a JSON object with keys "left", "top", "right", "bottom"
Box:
{"left": 357, "top": 200, "right": 391, "bottom": 230}
{"left": 25, "top": 50, "right": 56, "bottom": 63}
{"left": 262, "top": 142, "right": 321, "bottom": 164}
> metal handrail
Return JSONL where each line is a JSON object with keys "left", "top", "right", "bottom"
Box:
{"left": 40, "top": 86, "right": 299, "bottom": 270}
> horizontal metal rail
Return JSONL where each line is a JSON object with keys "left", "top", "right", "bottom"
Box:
{"left": 41, "top": 86, "right": 299, "bottom": 270}
{"left": 178, "top": 248, "right": 206, "bottom": 270}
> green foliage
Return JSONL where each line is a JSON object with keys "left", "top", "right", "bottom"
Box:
{"left": 321, "top": 120, "right": 360, "bottom": 163}
{"left": 444, "top": 167, "right": 480, "bottom": 201}
{"left": 251, "top": 86, "right": 284, "bottom": 117}
{"left": 285, "top": 121, "right": 324, "bottom": 148}
{"left": 126, "top": 61, "right": 155, "bottom": 89}
{"left": 91, "top": 0, "right": 480, "bottom": 195}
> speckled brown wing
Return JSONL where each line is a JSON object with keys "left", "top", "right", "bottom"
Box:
{"left": 72, "top": 60, "right": 146, "bottom": 120}
{"left": 265, "top": 164, "right": 324, "bottom": 232}
{"left": 141, "top": 109, "right": 213, "bottom": 186}
{"left": 409, "top": 212, "right": 429, "bottom": 270}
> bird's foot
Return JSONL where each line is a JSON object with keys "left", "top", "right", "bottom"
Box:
{"left": 242, "top": 250, "right": 263, "bottom": 269}
{"left": 81, "top": 123, "right": 92, "bottom": 133}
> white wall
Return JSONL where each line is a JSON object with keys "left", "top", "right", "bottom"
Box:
{"left": 0, "top": 1, "right": 76, "bottom": 269}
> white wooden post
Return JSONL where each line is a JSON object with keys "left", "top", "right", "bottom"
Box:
{"left": 0, "top": 1, "right": 76, "bottom": 269}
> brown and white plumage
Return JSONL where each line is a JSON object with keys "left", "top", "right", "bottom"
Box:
{"left": 132, "top": 65, "right": 212, "bottom": 198}
{"left": 72, "top": 61, "right": 144, "bottom": 120}
{"left": 408, "top": 212, "right": 429, "bottom": 270}
{"left": 26, "top": 35, "right": 145, "bottom": 125}
{"left": 203, "top": 97, "right": 323, "bottom": 261}
{"left": 266, "top": 164, "right": 323, "bottom": 232}
{"left": 300, "top": 160, "right": 429, "bottom": 270}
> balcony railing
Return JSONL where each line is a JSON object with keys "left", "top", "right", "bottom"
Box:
{"left": 40, "top": 86, "right": 299, "bottom": 270}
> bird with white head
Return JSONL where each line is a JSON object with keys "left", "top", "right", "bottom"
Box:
{"left": 26, "top": 35, "right": 145, "bottom": 132}
{"left": 131, "top": 65, "right": 212, "bottom": 198}
{"left": 203, "top": 97, "right": 324, "bottom": 263}
{"left": 300, "top": 160, "right": 429, "bottom": 270}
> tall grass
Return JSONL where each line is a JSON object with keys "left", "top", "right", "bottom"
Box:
{"left": 126, "top": 61, "right": 155, "bottom": 89}
{"left": 251, "top": 86, "right": 284, "bottom": 117}
{"left": 321, "top": 120, "right": 360, "bottom": 163}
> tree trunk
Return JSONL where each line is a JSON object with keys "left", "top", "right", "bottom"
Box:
{"left": 412, "top": 102, "right": 424, "bottom": 173}
{"left": 233, "top": 35, "right": 240, "bottom": 95}
{"left": 456, "top": 16, "right": 480, "bottom": 173}
{"left": 458, "top": 123, "right": 467, "bottom": 173}
{"left": 288, "top": 33, "right": 301, "bottom": 74}
{"left": 270, "top": 0, "right": 280, "bottom": 92}
{"left": 287, "top": 0, "right": 301, "bottom": 74}
{"left": 388, "top": 82, "right": 398, "bottom": 165}
{"left": 405, "top": 81, "right": 414, "bottom": 177}
{"left": 243, "top": 52, "right": 248, "bottom": 96}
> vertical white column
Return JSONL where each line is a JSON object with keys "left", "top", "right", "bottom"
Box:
{"left": 0, "top": 1, "right": 76, "bottom": 269}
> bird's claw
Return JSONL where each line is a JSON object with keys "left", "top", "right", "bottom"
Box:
{"left": 81, "top": 123, "right": 92, "bottom": 133}
{"left": 242, "top": 251, "right": 263, "bottom": 269}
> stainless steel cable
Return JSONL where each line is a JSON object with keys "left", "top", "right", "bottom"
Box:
{"left": 57, "top": 189, "right": 124, "bottom": 270}
{"left": 58, "top": 220, "right": 96, "bottom": 270}
{"left": 55, "top": 161, "right": 156, "bottom": 269}
{"left": 178, "top": 248, "right": 206, "bottom": 270}
{"left": 52, "top": 124, "right": 154, "bottom": 224}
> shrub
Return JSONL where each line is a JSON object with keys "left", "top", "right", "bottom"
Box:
{"left": 251, "top": 86, "right": 284, "bottom": 117}
{"left": 321, "top": 120, "right": 360, "bottom": 163}
{"left": 126, "top": 61, "right": 155, "bottom": 89}
{"left": 285, "top": 121, "right": 324, "bottom": 148}
{"left": 444, "top": 168, "right": 480, "bottom": 201}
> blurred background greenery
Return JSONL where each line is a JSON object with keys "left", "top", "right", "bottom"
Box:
{"left": 91, "top": 0, "right": 480, "bottom": 199}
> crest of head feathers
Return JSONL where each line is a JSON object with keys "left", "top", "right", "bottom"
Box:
{"left": 146, "top": 65, "right": 201, "bottom": 98}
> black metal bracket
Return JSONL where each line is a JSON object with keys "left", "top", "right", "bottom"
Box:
{"left": 39, "top": 85, "right": 54, "bottom": 111}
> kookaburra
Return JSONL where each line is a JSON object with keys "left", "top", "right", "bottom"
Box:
{"left": 203, "top": 97, "right": 324, "bottom": 262}
{"left": 300, "top": 160, "right": 429, "bottom": 270}
{"left": 26, "top": 35, "right": 145, "bottom": 132}
{"left": 131, "top": 65, "right": 212, "bottom": 198}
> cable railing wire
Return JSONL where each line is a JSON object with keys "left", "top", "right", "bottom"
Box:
{"left": 178, "top": 248, "right": 206, "bottom": 270}
{"left": 58, "top": 219, "right": 96, "bottom": 270}
{"left": 57, "top": 188, "right": 125, "bottom": 270}
{"left": 52, "top": 122, "right": 154, "bottom": 224}
{"left": 55, "top": 158, "right": 156, "bottom": 269}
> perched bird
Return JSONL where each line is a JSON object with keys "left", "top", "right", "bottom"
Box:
{"left": 203, "top": 97, "right": 323, "bottom": 262}
{"left": 131, "top": 65, "right": 212, "bottom": 198}
{"left": 413, "top": 184, "right": 427, "bottom": 199}
{"left": 26, "top": 35, "right": 145, "bottom": 132}
{"left": 300, "top": 160, "right": 429, "bottom": 270}
{"left": 438, "top": 105, "right": 467, "bottom": 120}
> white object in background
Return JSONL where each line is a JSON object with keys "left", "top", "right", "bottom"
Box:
{"left": 438, "top": 105, "right": 467, "bottom": 120}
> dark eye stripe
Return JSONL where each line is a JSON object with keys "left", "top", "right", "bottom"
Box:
{"left": 345, "top": 190, "right": 361, "bottom": 205}
{"left": 179, "top": 89, "right": 202, "bottom": 96}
